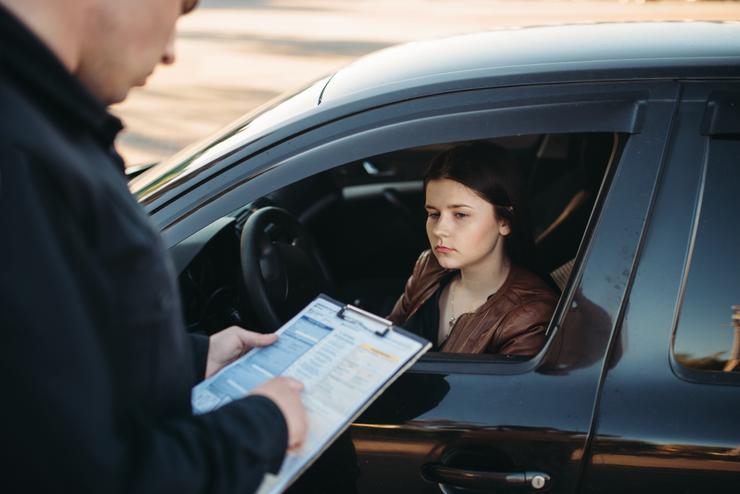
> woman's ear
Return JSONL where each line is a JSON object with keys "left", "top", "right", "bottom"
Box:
{"left": 499, "top": 218, "right": 511, "bottom": 236}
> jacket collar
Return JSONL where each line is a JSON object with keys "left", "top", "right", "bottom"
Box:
{"left": 0, "top": 4, "right": 123, "bottom": 148}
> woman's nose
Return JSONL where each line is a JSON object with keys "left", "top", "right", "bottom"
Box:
{"left": 433, "top": 215, "right": 451, "bottom": 237}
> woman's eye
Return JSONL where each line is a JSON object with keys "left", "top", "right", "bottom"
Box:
{"left": 427, "top": 212, "right": 440, "bottom": 219}
{"left": 454, "top": 212, "right": 468, "bottom": 219}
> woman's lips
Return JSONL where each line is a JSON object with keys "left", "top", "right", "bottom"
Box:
{"left": 435, "top": 245, "right": 455, "bottom": 253}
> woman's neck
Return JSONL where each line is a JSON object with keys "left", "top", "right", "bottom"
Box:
{"left": 457, "top": 250, "right": 511, "bottom": 299}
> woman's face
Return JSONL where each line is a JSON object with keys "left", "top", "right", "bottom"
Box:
{"left": 425, "top": 178, "right": 511, "bottom": 271}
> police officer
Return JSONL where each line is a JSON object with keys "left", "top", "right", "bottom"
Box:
{"left": 0, "top": 1, "right": 307, "bottom": 492}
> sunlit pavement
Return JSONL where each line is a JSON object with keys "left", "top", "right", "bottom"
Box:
{"left": 112, "top": 0, "right": 740, "bottom": 166}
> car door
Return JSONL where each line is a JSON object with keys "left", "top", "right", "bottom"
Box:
{"left": 580, "top": 82, "right": 740, "bottom": 492}
{"left": 151, "top": 79, "right": 679, "bottom": 494}
{"left": 330, "top": 86, "right": 678, "bottom": 494}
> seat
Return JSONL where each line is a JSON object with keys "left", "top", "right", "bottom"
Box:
{"left": 530, "top": 133, "right": 620, "bottom": 289}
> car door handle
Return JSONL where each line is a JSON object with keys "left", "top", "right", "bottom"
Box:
{"left": 421, "top": 463, "right": 551, "bottom": 491}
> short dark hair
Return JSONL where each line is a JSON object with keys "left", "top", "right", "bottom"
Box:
{"left": 423, "top": 141, "right": 536, "bottom": 270}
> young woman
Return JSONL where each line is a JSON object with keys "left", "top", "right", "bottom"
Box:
{"left": 388, "top": 142, "right": 557, "bottom": 357}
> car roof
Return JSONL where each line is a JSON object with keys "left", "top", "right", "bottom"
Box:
{"left": 320, "top": 21, "right": 740, "bottom": 103}
{"left": 132, "top": 21, "right": 740, "bottom": 207}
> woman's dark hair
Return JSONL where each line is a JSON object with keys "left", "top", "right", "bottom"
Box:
{"left": 423, "top": 141, "right": 538, "bottom": 272}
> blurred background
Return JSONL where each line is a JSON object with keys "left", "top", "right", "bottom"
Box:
{"left": 112, "top": 0, "right": 740, "bottom": 167}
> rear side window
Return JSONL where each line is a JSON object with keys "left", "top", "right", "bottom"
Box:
{"left": 673, "top": 136, "right": 740, "bottom": 378}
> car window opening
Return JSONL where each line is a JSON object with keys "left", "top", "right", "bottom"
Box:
{"left": 177, "top": 131, "right": 626, "bottom": 364}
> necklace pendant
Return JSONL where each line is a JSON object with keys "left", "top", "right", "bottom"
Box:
{"left": 448, "top": 316, "right": 456, "bottom": 328}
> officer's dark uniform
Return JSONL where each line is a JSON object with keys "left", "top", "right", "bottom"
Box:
{"left": 0, "top": 6, "right": 287, "bottom": 493}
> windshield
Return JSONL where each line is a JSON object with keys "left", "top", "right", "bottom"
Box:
{"left": 130, "top": 76, "right": 331, "bottom": 201}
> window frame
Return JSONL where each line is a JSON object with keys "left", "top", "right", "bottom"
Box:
{"left": 670, "top": 92, "right": 740, "bottom": 385}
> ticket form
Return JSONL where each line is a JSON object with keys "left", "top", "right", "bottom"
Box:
{"left": 191, "top": 295, "right": 431, "bottom": 494}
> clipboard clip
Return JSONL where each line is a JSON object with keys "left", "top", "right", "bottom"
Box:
{"left": 337, "top": 304, "right": 392, "bottom": 337}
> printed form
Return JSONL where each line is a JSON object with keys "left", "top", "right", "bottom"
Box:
{"left": 191, "top": 295, "right": 431, "bottom": 494}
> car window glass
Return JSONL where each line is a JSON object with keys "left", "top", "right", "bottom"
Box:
{"left": 674, "top": 137, "right": 740, "bottom": 376}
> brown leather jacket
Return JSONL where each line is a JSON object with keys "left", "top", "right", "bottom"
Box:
{"left": 388, "top": 251, "right": 557, "bottom": 356}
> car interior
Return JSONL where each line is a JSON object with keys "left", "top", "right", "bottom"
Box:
{"left": 176, "top": 131, "right": 624, "bottom": 356}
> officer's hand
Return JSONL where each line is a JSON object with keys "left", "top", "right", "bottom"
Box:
{"left": 251, "top": 377, "right": 308, "bottom": 451}
{"left": 205, "top": 326, "right": 277, "bottom": 378}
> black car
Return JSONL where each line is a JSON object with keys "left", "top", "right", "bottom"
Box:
{"left": 131, "top": 22, "right": 740, "bottom": 493}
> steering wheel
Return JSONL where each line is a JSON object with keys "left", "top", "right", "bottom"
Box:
{"left": 240, "top": 206, "right": 335, "bottom": 331}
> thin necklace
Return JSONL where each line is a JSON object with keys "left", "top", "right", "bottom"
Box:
{"left": 448, "top": 278, "right": 457, "bottom": 329}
